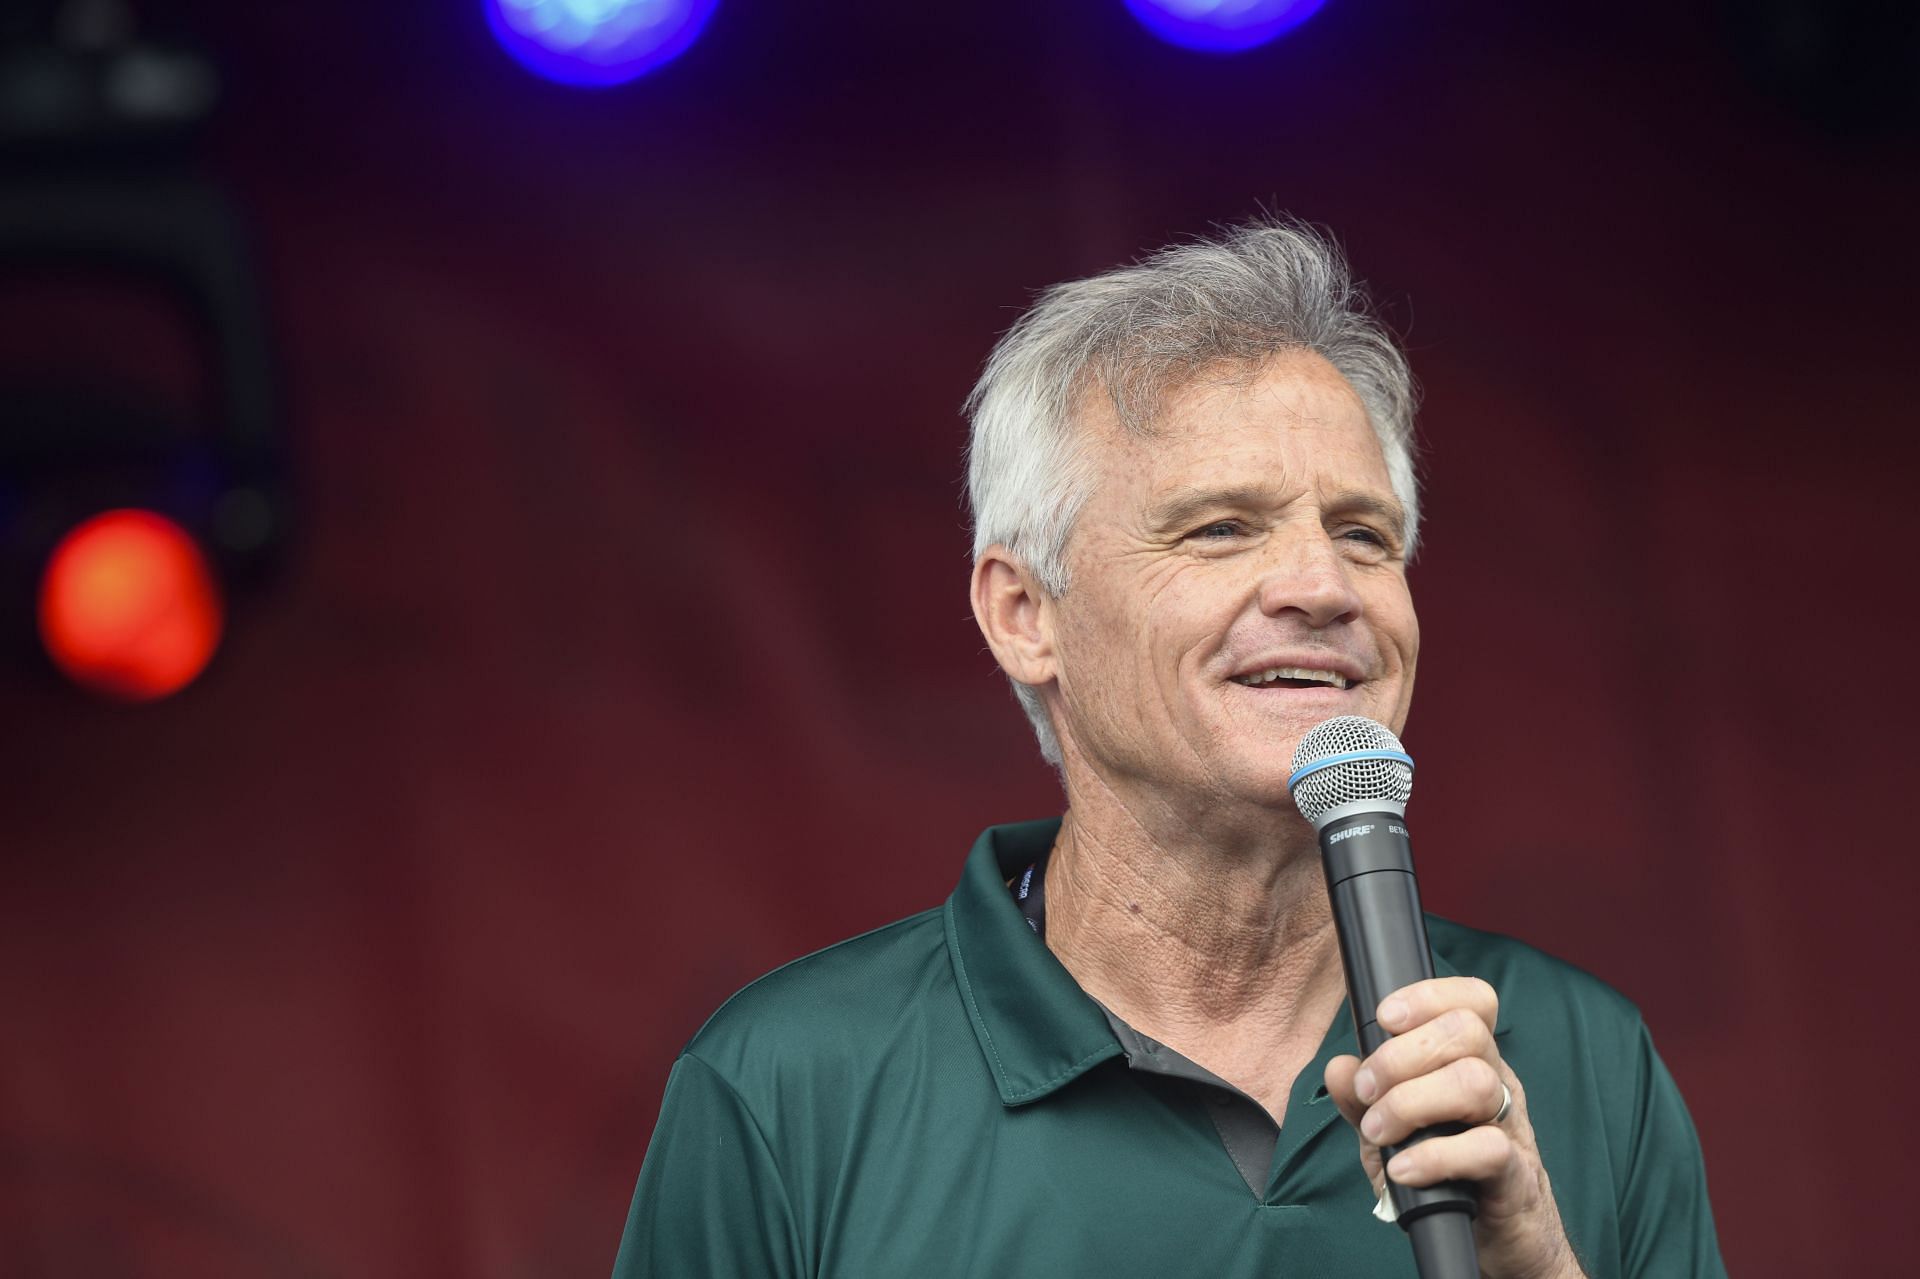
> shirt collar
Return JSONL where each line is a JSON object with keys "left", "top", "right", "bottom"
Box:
{"left": 944, "top": 818, "right": 1508, "bottom": 1108}
{"left": 945, "top": 819, "right": 1123, "bottom": 1106}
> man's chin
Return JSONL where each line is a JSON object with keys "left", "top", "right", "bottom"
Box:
{"left": 1209, "top": 763, "right": 1313, "bottom": 817}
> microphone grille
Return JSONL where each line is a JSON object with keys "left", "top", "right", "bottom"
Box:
{"left": 1288, "top": 715, "right": 1415, "bottom": 826}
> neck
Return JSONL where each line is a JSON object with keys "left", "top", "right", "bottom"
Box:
{"left": 1042, "top": 773, "right": 1347, "bottom": 1060}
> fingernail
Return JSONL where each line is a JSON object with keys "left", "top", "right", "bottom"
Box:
{"left": 1361, "top": 1107, "right": 1385, "bottom": 1142}
{"left": 1378, "top": 997, "right": 1408, "bottom": 1028}
{"left": 1387, "top": 1152, "right": 1414, "bottom": 1181}
{"left": 1354, "top": 1068, "right": 1378, "bottom": 1103}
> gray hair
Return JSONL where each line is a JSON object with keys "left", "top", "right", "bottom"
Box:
{"left": 964, "top": 218, "right": 1420, "bottom": 766}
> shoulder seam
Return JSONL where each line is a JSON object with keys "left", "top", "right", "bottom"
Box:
{"left": 672, "top": 1051, "right": 805, "bottom": 1271}
{"left": 687, "top": 906, "right": 945, "bottom": 1051}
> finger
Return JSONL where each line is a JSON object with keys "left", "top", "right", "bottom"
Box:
{"left": 1324, "top": 1054, "right": 1368, "bottom": 1131}
{"left": 1359, "top": 1056, "right": 1504, "bottom": 1148}
{"left": 1383, "top": 1123, "right": 1520, "bottom": 1189}
{"left": 1354, "top": 1005, "right": 1497, "bottom": 1102}
{"left": 1376, "top": 976, "right": 1498, "bottom": 1038}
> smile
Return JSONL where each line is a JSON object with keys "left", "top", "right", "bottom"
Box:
{"left": 1230, "top": 666, "right": 1352, "bottom": 690}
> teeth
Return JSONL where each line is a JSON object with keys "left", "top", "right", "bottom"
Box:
{"left": 1233, "top": 666, "right": 1350, "bottom": 689}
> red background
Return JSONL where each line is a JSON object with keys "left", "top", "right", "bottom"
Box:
{"left": 2, "top": 2, "right": 1915, "bottom": 1275}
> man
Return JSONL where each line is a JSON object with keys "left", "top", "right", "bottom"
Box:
{"left": 613, "top": 221, "right": 1724, "bottom": 1277}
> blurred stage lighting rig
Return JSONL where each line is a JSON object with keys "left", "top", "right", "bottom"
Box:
{"left": 1124, "top": 0, "right": 1328, "bottom": 53}
{"left": 486, "top": 0, "right": 721, "bottom": 87}
{"left": 0, "top": 0, "right": 284, "bottom": 702}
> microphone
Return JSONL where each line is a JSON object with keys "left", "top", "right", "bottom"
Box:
{"left": 1289, "top": 716, "right": 1479, "bottom": 1279}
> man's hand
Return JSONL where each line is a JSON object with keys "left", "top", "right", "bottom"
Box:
{"left": 1323, "top": 976, "right": 1586, "bottom": 1279}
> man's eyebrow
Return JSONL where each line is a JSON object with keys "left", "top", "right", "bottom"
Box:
{"left": 1144, "top": 486, "right": 1284, "bottom": 533}
{"left": 1144, "top": 484, "right": 1408, "bottom": 541}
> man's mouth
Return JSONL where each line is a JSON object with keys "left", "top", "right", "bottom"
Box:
{"left": 1230, "top": 666, "right": 1352, "bottom": 691}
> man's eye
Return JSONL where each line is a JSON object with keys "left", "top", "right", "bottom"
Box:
{"left": 1194, "top": 521, "right": 1244, "bottom": 539}
{"left": 1338, "top": 527, "right": 1398, "bottom": 558}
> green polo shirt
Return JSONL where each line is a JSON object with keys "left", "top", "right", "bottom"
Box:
{"left": 614, "top": 820, "right": 1723, "bottom": 1278}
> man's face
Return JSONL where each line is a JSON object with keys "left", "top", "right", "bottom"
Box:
{"left": 1043, "top": 351, "right": 1419, "bottom": 811}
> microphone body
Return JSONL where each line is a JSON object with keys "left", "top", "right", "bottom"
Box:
{"left": 1319, "top": 809, "right": 1478, "bottom": 1235}
{"left": 1290, "top": 719, "right": 1479, "bottom": 1279}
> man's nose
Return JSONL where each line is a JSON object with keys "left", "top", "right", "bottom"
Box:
{"left": 1254, "top": 526, "right": 1363, "bottom": 628}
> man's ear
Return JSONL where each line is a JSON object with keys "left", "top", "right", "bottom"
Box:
{"left": 970, "top": 546, "right": 1056, "bottom": 691}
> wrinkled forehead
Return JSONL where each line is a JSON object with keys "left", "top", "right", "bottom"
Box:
{"left": 1054, "top": 352, "right": 1404, "bottom": 573}
{"left": 1071, "top": 351, "right": 1381, "bottom": 472}
{"left": 1079, "top": 351, "right": 1283, "bottom": 438}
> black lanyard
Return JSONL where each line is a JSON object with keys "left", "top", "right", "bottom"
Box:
{"left": 1013, "top": 846, "right": 1052, "bottom": 938}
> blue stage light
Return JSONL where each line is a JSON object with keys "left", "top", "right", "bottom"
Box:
{"left": 485, "top": 0, "right": 720, "bottom": 87}
{"left": 1124, "top": 0, "right": 1327, "bottom": 53}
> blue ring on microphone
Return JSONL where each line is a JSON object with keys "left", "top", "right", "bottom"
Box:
{"left": 1287, "top": 749, "right": 1415, "bottom": 790}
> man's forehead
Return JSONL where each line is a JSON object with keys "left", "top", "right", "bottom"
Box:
{"left": 1077, "top": 351, "right": 1365, "bottom": 442}
{"left": 1073, "top": 355, "right": 1384, "bottom": 488}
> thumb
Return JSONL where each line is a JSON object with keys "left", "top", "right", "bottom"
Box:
{"left": 1324, "top": 1054, "right": 1386, "bottom": 1185}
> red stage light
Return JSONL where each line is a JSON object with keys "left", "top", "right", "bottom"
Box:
{"left": 37, "top": 509, "right": 224, "bottom": 701}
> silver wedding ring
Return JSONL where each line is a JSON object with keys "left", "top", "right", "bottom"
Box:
{"left": 1491, "top": 1081, "right": 1513, "bottom": 1125}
